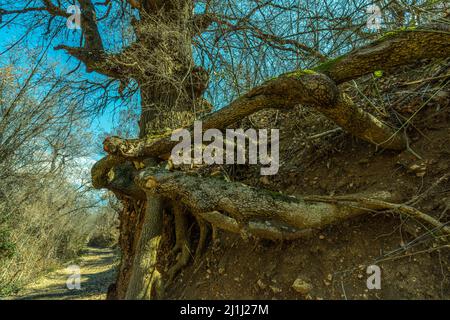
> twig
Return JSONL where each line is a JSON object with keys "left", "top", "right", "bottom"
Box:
{"left": 307, "top": 127, "right": 342, "bottom": 140}
{"left": 407, "top": 172, "right": 450, "bottom": 206}
{"left": 400, "top": 73, "right": 450, "bottom": 86}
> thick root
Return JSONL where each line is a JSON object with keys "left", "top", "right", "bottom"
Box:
{"left": 137, "top": 167, "right": 450, "bottom": 238}
{"left": 167, "top": 202, "right": 192, "bottom": 282}
{"left": 194, "top": 216, "right": 210, "bottom": 260}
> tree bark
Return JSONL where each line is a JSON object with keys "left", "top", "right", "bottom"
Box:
{"left": 110, "top": 1, "right": 203, "bottom": 299}
{"left": 107, "top": 199, "right": 145, "bottom": 299}
{"left": 125, "top": 194, "right": 163, "bottom": 299}
{"left": 136, "top": 167, "right": 450, "bottom": 237}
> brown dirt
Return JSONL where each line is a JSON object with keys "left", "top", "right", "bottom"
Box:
{"left": 163, "top": 59, "right": 450, "bottom": 300}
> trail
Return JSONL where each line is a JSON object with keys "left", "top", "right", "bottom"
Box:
{"left": 9, "top": 247, "right": 117, "bottom": 300}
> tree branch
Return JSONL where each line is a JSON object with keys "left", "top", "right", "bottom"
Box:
{"left": 78, "top": 0, "right": 104, "bottom": 51}
{"left": 100, "top": 24, "right": 450, "bottom": 158}
{"left": 315, "top": 24, "right": 450, "bottom": 84}
{"left": 54, "top": 45, "right": 137, "bottom": 78}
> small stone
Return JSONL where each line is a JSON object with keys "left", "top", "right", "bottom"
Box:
{"left": 260, "top": 176, "right": 270, "bottom": 185}
{"left": 292, "top": 278, "right": 312, "bottom": 295}
{"left": 319, "top": 235, "right": 325, "bottom": 240}
{"left": 358, "top": 159, "right": 369, "bottom": 165}
{"left": 416, "top": 171, "right": 426, "bottom": 177}
{"left": 269, "top": 285, "right": 282, "bottom": 294}
{"left": 257, "top": 279, "right": 267, "bottom": 290}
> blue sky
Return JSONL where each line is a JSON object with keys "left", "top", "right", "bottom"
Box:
{"left": 0, "top": 3, "right": 134, "bottom": 143}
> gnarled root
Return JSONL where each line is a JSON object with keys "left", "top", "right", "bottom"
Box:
{"left": 194, "top": 216, "right": 210, "bottom": 261}
{"left": 167, "top": 202, "right": 192, "bottom": 282}
{"left": 137, "top": 167, "right": 450, "bottom": 238}
{"left": 196, "top": 211, "right": 313, "bottom": 241}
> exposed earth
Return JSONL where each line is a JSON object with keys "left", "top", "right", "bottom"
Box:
{"left": 162, "top": 59, "right": 450, "bottom": 300}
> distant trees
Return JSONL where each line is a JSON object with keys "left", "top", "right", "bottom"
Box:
{"left": 0, "top": 54, "right": 115, "bottom": 296}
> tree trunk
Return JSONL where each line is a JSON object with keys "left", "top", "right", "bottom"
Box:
{"left": 107, "top": 198, "right": 146, "bottom": 299}
{"left": 125, "top": 194, "right": 163, "bottom": 299}
{"left": 109, "top": 1, "right": 201, "bottom": 299}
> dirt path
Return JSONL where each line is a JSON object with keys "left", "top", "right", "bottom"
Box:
{"left": 9, "top": 247, "right": 117, "bottom": 300}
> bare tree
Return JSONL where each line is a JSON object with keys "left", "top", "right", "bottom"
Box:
{"left": 0, "top": 55, "right": 107, "bottom": 294}
{"left": 2, "top": 0, "right": 449, "bottom": 299}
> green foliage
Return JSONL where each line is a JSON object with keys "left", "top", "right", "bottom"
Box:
{"left": 373, "top": 70, "right": 384, "bottom": 78}
{"left": 0, "top": 282, "right": 20, "bottom": 297}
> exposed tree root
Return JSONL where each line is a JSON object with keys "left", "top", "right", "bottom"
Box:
{"left": 93, "top": 158, "right": 449, "bottom": 286}
{"left": 89, "top": 24, "right": 450, "bottom": 298}
{"left": 197, "top": 211, "right": 313, "bottom": 241}
{"left": 125, "top": 195, "right": 164, "bottom": 300}
{"left": 194, "top": 216, "right": 210, "bottom": 261}
{"left": 304, "top": 195, "right": 450, "bottom": 235}
{"left": 167, "top": 202, "right": 192, "bottom": 282}
{"left": 135, "top": 167, "right": 450, "bottom": 237}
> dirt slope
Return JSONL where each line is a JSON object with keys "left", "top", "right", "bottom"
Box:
{"left": 163, "top": 59, "right": 450, "bottom": 300}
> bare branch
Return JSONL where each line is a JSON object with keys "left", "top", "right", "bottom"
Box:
{"left": 101, "top": 24, "right": 450, "bottom": 158}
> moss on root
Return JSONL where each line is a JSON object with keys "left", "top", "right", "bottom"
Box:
{"left": 283, "top": 69, "right": 318, "bottom": 78}
{"left": 313, "top": 56, "right": 345, "bottom": 73}
{"left": 379, "top": 26, "right": 417, "bottom": 40}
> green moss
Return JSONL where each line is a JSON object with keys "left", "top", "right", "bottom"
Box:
{"left": 285, "top": 69, "right": 317, "bottom": 77}
{"left": 272, "top": 69, "right": 318, "bottom": 81}
{"left": 313, "top": 55, "right": 345, "bottom": 73}
{"left": 379, "top": 26, "right": 417, "bottom": 40}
